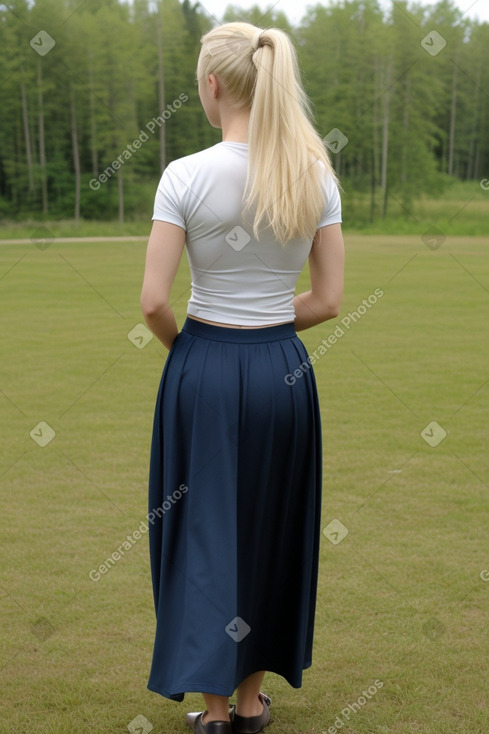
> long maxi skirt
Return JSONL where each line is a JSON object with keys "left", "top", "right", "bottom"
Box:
{"left": 147, "top": 317, "right": 322, "bottom": 701}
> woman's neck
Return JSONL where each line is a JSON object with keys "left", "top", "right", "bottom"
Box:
{"left": 220, "top": 106, "right": 251, "bottom": 143}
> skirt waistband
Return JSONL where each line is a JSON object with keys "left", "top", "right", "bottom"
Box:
{"left": 181, "top": 317, "right": 297, "bottom": 343}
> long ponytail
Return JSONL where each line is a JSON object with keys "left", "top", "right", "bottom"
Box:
{"left": 197, "top": 22, "right": 338, "bottom": 245}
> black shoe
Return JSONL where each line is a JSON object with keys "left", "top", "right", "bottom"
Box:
{"left": 231, "top": 693, "right": 271, "bottom": 734}
{"left": 186, "top": 711, "right": 233, "bottom": 734}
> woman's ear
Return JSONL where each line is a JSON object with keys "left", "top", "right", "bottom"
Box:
{"left": 208, "top": 73, "right": 219, "bottom": 99}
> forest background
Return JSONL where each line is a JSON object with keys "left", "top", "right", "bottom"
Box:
{"left": 1, "top": 0, "right": 488, "bottom": 234}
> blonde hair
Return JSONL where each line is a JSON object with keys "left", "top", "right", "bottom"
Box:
{"left": 197, "top": 21, "right": 338, "bottom": 245}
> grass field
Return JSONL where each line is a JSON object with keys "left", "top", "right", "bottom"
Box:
{"left": 1, "top": 233, "right": 489, "bottom": 733}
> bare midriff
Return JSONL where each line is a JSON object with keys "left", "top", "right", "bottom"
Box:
{"left": 188, "top": 314, "right": 293, "bottom": 329}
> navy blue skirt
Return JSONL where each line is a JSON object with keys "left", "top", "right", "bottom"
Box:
{"left": 147, "top": 317, "right": 322, "bottom": 701}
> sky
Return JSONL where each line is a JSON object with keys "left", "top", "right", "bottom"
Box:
{"left": 193, "top": 0, "right": 489, "bottom": 26}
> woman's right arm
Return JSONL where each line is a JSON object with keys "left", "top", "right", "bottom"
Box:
{"left": 293, "top": 223, "right": 344, "bottom": 331}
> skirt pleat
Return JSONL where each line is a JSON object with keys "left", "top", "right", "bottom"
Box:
{"left": 147, "top": 317, "right": 322, "bottom": 701}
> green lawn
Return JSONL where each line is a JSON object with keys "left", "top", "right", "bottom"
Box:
{"left": 1, "top": 234, "right": 488, "bottom": 733}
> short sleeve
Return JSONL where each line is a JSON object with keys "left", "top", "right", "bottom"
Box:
{"left": 152, "top": 164, "right": 186, "bottom": 230}
{"left": 317, "top": 166, "right": 342, "bottom": 229}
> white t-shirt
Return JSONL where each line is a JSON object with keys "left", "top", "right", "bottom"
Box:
{"left": 152, "top": 141, "right": 342, "bottom": 326}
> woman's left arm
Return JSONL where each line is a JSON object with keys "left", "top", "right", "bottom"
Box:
{"left": 140, "top": 220, "right": 186, "bottom": 350}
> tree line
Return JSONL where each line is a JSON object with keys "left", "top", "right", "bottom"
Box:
{"left": 0, "top": 0, "right": 487, "bottom": 223}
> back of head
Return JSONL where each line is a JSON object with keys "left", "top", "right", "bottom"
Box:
{"left": 197, "top": 22, "right": 338, "bottom": 245}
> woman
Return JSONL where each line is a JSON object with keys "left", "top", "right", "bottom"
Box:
{"left": 141, "top": 21, "right": 344, "bottom": 734}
